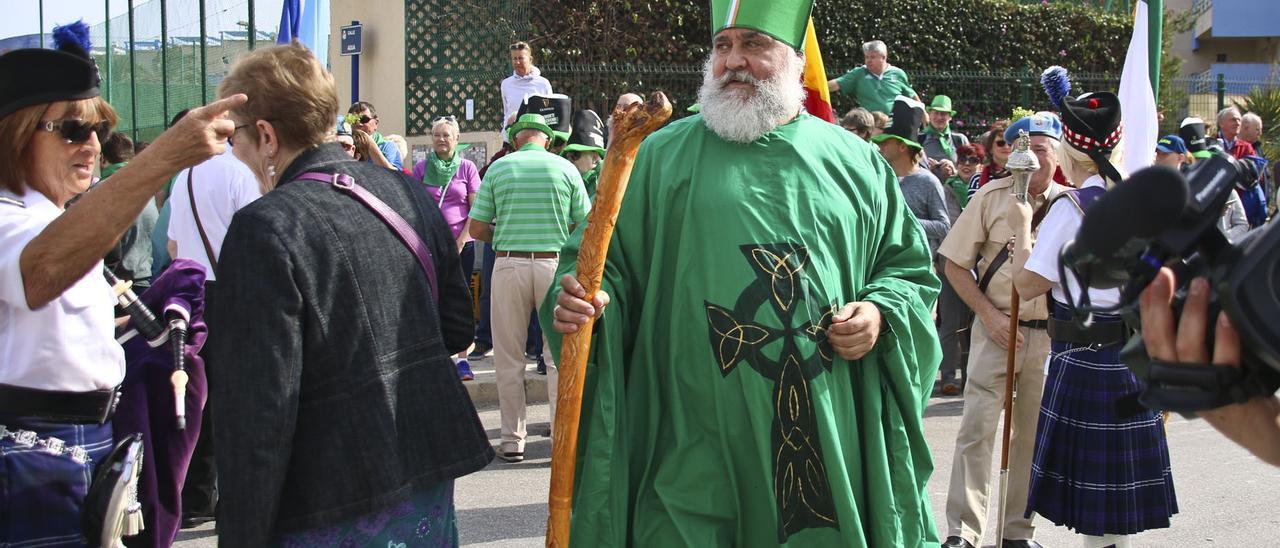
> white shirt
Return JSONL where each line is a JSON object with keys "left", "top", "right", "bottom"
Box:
{"left": 1025, "top": 174, "right": 1121, "bottom": 309}
{"left": 500, "top": 67, "right": 553, "bottom": 134}
{"left": 0, "top": 188, "right": 125, "bottom": 391}
{"left": 167, "top": 150, "right": 260, "bottom": 281}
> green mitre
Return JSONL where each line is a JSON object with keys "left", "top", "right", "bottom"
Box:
{"left": 710, "top": 0, "right": 813, "bottom": 49}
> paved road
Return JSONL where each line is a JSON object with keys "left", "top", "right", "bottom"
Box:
{"left": 177, "top": 395, "right": 1280, "bottom": 547}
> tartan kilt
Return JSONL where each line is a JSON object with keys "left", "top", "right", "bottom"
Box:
{"left": 0, "top": 414, "right": 115, "bottom": 546}
{"left": 1024, "top": 302, "right": 1178, "bottom": 535}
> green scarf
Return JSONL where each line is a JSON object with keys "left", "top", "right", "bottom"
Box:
{"left": 99, "top": 161, "right": 127, "bottom": 180}
{"left": 922, "top": 125, "right": 954, "bottom": 159}
{"left": 422, "top": 144, "right": 472, "bottom": 187}
{"left": 944, "top": 175, "right": 969, "bottom": 209}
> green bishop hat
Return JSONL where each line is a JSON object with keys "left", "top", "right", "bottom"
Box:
{"left": 710, "top": 0, "right": 814, "bottom": 49}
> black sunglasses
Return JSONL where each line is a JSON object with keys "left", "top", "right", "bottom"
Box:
{"left": 994, "top": 139, "right": 1009, "bottom": 147}
{"left": 356, "top": 114, "right": 376, "bottom": 124}
{"left": 959, "top": 155, "right": 983, "bottom": 164}
{"left": 38, "top": 119, "right": 110, "bottom": 144}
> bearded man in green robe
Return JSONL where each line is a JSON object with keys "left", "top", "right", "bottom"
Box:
{"left": 541, "top": 1, "right": 942, "bottom": 545}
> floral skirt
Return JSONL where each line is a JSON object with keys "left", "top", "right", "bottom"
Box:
{"left": 275, "top": 480, "right": 458, "bottom": 548}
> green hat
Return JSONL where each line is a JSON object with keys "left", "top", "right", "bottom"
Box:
{"left": 710, "top": 0, "right": 814, "bottom": 49}
{"left": 870, "top": 96, "right": 926, "bottom": 151}
{"left": 561, "top": 109, "right": 607, "bottom": 157}
{"left": 927, "top": 95, "right": 955, "bottom": 114}
{"left": 507, "top": 113, "right": 554, "bottom": 143}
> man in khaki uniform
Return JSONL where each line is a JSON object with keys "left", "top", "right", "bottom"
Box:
{"left": 938, "top": 113, "right": 1068, "bottom": 548}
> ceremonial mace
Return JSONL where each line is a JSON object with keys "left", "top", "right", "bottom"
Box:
{"left": 995, "top": 130, "right": 1038, "bottom": 547}
{"left": 545, "top": 92, "right": 671, "bottom": 548}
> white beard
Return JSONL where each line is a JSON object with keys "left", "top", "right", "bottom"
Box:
{"left": 698, "top": 53, "right": 805, "bottom": 144}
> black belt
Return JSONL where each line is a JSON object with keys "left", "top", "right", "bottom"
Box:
{"left": 1018, "top": 319, "right": 1049, "bottom": 330}
{"left": 496, "top": 251, "right": 559, "bottom": 259}
{"left": 0, "top": 383, "right": 120, "bottom": 424}
{"left": 1047, "top": 316, "right": 1129, "bottom": 347}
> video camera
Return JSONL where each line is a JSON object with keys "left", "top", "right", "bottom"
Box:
{"left": 1056, "top": 151, "right": 1280, "bottom": 414}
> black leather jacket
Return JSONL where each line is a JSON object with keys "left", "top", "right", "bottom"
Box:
{"left": 207, "top": 143, "right": 492, "bottom": 545}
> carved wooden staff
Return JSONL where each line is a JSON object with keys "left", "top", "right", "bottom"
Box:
{"left": 546, "top": 92, "right": 671, "bottom": 548}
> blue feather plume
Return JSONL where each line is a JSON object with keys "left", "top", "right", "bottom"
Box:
{"left": 1041, "top": 65, "right": 1071, "bottom": 110}
{"left": 52, "top": 19, "right": 92, "bottom": 59}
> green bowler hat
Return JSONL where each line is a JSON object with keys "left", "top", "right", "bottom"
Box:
{"left": 711, "top": 0, "right": 814, "bottom": 49}
{"left": 928, "top": 95, "right": 955, "bottom": 114}
{"left": 507, "top": 113, "right": 555, "bottom": 143}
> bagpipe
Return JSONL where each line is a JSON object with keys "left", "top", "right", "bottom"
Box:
{"left": 87, "top": 259, "right": 209, "bottom": 548}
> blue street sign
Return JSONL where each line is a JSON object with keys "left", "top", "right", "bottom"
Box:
{"left": 340, "top": 24, "right": 362, "bottom": 56}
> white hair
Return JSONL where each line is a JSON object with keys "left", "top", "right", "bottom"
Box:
{"left": 862, "top": 40, "right": 887, "bottom": 56}
{"left": 430, "top": 117, "right": 460, "bottom": 136}
{"left": 1242, "top": 112, "right": 1263, "bottom": 127}
{"left": 1217, "top": 106, "right": 1242, "bottom": 123}
{"left": 698, "top": 50, "right": 806, "bottom": 144}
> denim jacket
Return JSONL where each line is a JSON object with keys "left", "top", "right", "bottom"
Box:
{"left": 207, "top": 143, "right": 492, "bottom": 545}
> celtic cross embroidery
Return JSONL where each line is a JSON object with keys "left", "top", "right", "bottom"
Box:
{"left": 704, "top": 242, "right": 839, "bottom": 541}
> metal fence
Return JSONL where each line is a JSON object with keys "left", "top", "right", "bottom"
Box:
{"left": 86, "top": 0, "right": 282, "bottom": 143}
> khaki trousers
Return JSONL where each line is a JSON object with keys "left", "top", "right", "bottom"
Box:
{"left": 491, "top": 256, "right": 559, "bottom": 453}
{"left": 945, "top": 318, "right": 1050, "bottom": 545}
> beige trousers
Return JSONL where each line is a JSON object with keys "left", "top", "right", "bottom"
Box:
{"left": 945, "top": 318, "right": 1051, "bottom": 545}
{"left": 491, "top": 256, "right": 559, "bottom": 453}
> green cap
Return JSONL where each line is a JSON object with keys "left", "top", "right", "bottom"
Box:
{"left": 928, "top": 95, "right": 955, "bottom": 114}
{"left": 507, "top": 113, "right": 554, "bottom": 143}
{"left": 710, "top": 0, "right": 813, "bottom": 49}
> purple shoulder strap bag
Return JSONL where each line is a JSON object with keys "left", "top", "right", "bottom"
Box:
{"left": 293, "top": 171, "right": 439, "bottom": 303}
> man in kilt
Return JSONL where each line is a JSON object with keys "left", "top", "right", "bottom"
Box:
{"left": 1004, "top": 73, "right": 1178, "bottom": 547}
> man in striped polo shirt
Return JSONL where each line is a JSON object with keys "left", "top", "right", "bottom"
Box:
{"left": 469, "top": 113, "right": 591, "bottom": 463}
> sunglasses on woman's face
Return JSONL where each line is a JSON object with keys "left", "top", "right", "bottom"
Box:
{"left": 356, "top": 115, "right": 376, "bottom": 124}
{"left": 37, "top": 119, "right": 111, "bottom": 144}
{"left": 960, "top": 156, "right": 983, "bottom": 164}
{"left": 994, "top": 139, "right": 1009, "bottom": 147}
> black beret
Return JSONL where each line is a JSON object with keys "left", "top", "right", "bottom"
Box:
{"left": 0, "top": 21, "right": 101, "bottom": 120}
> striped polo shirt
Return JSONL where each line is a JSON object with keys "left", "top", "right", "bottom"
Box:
{"left": 470, "top": 142, "right": 591, "bottom": 252}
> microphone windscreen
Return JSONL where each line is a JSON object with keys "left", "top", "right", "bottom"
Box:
{"left": 1077, "top": 165, "right": 1189, "bottom": 259}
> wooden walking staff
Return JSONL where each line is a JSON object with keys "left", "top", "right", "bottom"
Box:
{"left": 995, "top": 130, "right": 1038, "bottom": 547}
{"left": 546, "top": 92, "right": 671, "bottom": 548}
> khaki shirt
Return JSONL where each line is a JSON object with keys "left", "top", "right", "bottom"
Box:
{"left": 937, "top": 175, "right": 1067, "bottom": 320}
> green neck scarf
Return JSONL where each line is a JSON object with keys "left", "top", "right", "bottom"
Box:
{"left": 99, "top": 161, "right": 127, "bottom": 180}
{"left": 422, "top": 144, "right": 472, "bottom": 187}
{"left": 923, "top": 125, "right": 954, "bottom": 158}
{"left": 371, "top": 131, "right": 387, "bottom": 146}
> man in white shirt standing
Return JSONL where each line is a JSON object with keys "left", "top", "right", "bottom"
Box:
{"left": 165, "top": 125, "right": 261, "bottom": 528}
{"left": 500, "top": 41, "right": 552, "bottom": 140}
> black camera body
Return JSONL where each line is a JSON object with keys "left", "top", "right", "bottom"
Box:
{"left": 1060, "top": 152, "right": 1280, "bottom": 414}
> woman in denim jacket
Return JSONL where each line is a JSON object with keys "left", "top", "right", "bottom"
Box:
{"left": 206, "top": 43, "right": 492, "bottom": 546}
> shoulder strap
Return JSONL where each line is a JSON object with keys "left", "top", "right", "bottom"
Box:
{"left": 977, "top": 195, "right": 1056, "bottom": 294}
{"left": 188, "top": 168, "right": 219, "bottom": 273}
{"left": 293, "top": 171, "right": 439, "bottom": 303}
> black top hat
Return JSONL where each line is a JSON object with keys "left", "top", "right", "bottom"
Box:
{"left": 1179, "top": 117, "right": 1211, "bottom": 158}
{"left": 518, "top": 94, "right": 572, "bottom": 145}
{"left": 562, "top": 109, "right": 606, "bottom": 157}
{"left": 0, "top": 20, "right": 101, "bottom": 120}
{"left": 871, "top": 96, "right": 926, "bottom": 151}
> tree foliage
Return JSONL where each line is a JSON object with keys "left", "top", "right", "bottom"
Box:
{"left": 527, "top": 0, "right": 1134, "bottom": 124}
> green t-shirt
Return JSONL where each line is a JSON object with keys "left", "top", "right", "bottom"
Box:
{"left": 470, "top": 142, "right": 591, "bottom": 252}
{"left": 833, "top": 65, "right": 916, "bottom": 114}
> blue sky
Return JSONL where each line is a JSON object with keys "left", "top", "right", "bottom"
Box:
{"left": 1, "top": 0, "right": 286, "bottom": 42}
{"left": 0, "top": 0, "right": 133, "bottom": 40}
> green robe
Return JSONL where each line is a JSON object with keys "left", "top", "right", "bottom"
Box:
{"left": 541, "top": 113, "right": 942, "bottom": 547}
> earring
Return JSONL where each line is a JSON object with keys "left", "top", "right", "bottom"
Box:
{"left": 266, "top": 163, "right": 277, "bottom": 180}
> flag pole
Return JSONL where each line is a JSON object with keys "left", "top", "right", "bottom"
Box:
{"left": 1148, "top": 0, "right": 1163, "bottom": 104}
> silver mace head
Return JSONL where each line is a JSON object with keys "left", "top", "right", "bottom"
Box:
{"left": 1006, "top": 129, "right": 1039, "bottom": 204}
